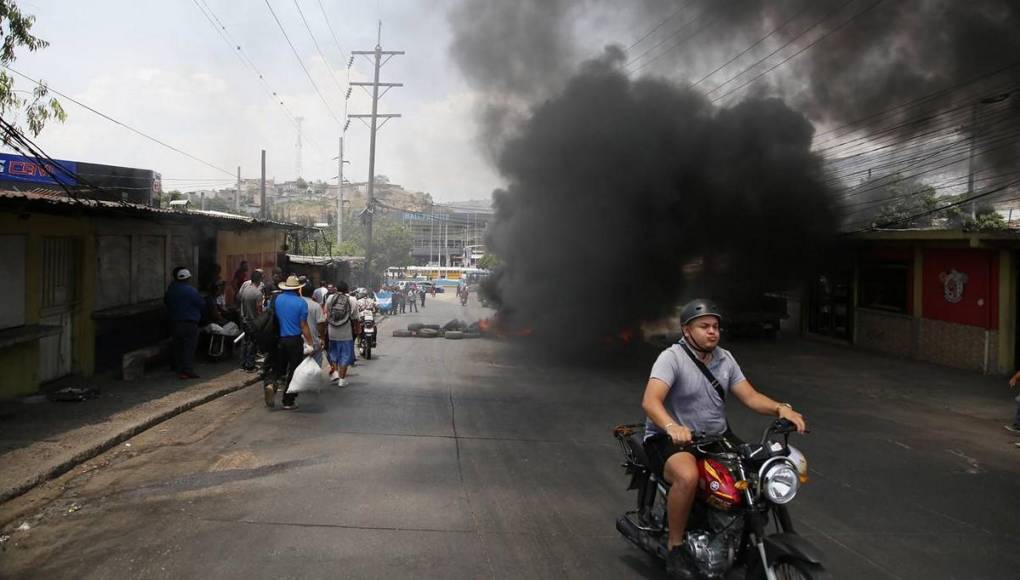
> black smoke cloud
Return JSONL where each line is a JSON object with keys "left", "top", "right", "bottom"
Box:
{"left": 484, "top": 53, "right": 837, "bottom": 345}
{"left": 449, "top": 0, "right": 1020, "bottom": 349}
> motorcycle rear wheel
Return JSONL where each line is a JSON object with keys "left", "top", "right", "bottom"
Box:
{"left": 365, "top": 344, "right": 372, "bottom": 360}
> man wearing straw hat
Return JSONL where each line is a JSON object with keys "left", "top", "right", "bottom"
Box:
{"left": 266, "top": 274, "right": 316, "bottom": 410}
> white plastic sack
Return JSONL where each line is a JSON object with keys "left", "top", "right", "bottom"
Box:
{"left": 219, "top": 321, "right": 241, "bottom": 336}
{"left": 287, "top": 356, "right": 328, "bottom": 394}
{"left": 202, "top": 323, "right": 224, "bottom": 334}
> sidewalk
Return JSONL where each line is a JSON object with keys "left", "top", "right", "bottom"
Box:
{"left": 0, "top": 358, "right": 259, "bottom": 504}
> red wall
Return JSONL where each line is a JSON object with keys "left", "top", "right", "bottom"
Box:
{"left": 922, "top": 249, "right": 998, "bottom": 329}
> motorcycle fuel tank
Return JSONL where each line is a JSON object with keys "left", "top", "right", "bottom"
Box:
{"left": 696, "top": 458, "right": 743, "bottom": 510}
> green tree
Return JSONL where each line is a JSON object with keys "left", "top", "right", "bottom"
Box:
{"left": 477, "top": 252, "right": 501, "bottom": 270}
{"left": 867, "top": 175, "right": 963, "bottom": 229}
{"left": 0, "top": 2, "right": 65, "bottom": 140}
{"left": 330, "top": 214, "right": 412, "bottom": 277}
{"left": 294, "top": 177, "right": 308, "bottom": 190}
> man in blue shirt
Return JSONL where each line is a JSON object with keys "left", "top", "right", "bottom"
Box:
{"left": 164, "top": 267, "right": 205, "bottom": 379}
{"left": 266, "top": 275, "right": 315, "bottom": 410}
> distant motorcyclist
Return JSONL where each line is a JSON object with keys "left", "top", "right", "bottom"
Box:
{"left": 640, "top": 299, "right": 806, "bottom": 578}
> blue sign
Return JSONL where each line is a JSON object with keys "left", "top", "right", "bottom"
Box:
{"left": 0, "top": 153, "right": 78, "bottom": 186}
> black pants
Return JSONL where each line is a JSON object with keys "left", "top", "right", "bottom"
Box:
{"left": 170, "top": 321, "right": 199, "bottom": 374}
{"left": 273, "top": 336, "right": 305, "bottom": 406}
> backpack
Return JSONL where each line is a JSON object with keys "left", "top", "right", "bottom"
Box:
{"left": 328, "top": 292, "right": 352, "bottom": 327}
{"left": 250, "top": 294, "right": 280, "bottom": 352}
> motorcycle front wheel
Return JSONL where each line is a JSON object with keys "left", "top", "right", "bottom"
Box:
{"left": 749, "top": 558, "right": 829, "bottom": 580}
{"left": 365, "top": 344, "right": 372, "bottom": 360}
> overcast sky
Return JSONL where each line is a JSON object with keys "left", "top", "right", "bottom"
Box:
{"left": 9, "top": 0, "right": 508, "bottom": 202}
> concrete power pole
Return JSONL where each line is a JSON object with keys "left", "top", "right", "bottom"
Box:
{"left": 350, "top": 22, "right": 403, "bottom": 282}
{"left": 260, "top": 149, "right": 267, "bottom": 220}
{"left": 336, "top": 136, "right": 348, "bottom": 247}
{"left": 295, "top": 116, "right": 304, "bottom": 180}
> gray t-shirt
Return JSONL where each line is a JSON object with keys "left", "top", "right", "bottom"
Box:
{"left": 644, "top": 340, "right": 746, "bottom": 439}
{"left": 237, "top": 281, "right": 264, "bottom": 322}
{"left": 303, "top": 296, "right": 324, "bottom": 350}
{"left": 324, "top": 293, "right": 360, "bottom": 341}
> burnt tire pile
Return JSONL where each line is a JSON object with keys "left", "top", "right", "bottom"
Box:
{"left": 392, "top": 319, "right": 484, "bottom": 340}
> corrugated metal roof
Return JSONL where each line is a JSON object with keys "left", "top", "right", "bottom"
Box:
{"left": 287, "top": 254, "right": 365, "bottom": 265}
{"left": 0, "top": 189, "right": 306, "bottom": 229}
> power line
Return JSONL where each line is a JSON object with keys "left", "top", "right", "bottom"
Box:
{"left": 4, "top": 66, "right": 235, "bottom": 177}
{"left": 623, "top": 1, "right": 692, "bottom": 53}
{"left": 316, "top": 0, "right": 349, "bottom": 64}
{"left": 691, "top": 0, "right": 812, "bottom": 88}
{"left": 191, "top": 0, "right": 302, "bottom": 132}
{"left": 264, "top": 0, "right": 342, "bottom": 125}
{"left": 710, "top": 0, "right": 888, "bottom": 104}
{"left": 625, "top": 8, "right": 713, "bottom": 73}
{"left": 293, "top": 0, "right": 347, "bottom": 102}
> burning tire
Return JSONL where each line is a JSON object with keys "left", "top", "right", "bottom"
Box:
{"left": 392, "top": 329, "right": 412, "bottom": 337}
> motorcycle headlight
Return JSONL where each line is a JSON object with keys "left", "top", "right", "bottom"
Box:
{"left": 761, "top": 460, "right": 800, "bottom": 505}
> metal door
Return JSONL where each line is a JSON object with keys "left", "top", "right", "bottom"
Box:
{"left": 38, "top": 238, "right": 79, "bottom": 382}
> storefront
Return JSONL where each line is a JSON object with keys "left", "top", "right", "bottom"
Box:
{"left": 807, "top": 230, "right": 1019, "bottom": 374}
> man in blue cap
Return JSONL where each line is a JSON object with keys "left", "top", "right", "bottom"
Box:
{"left": 164, "top": 267, "right": 204, "bottom": 379}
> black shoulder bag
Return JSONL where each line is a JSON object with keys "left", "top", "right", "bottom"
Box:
{"left": 678, "top": 341, "right": 736, "bottom": 439}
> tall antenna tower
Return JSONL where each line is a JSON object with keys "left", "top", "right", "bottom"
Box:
{"left": 295, "top": 116, "right": 304, "bottom": 179}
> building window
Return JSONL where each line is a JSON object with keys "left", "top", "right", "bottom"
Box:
{"left": 859, "top": 261, "right": 910, "bottom": 314}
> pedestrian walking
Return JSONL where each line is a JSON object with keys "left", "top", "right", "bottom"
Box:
{"left": 265, "top": 275, "right": 316, "bottom": 410}
{"left": 300, "top": 277, "right": 327, "bottom": 368}
{"left": 312, "top": 280, "right": 328, "bottom": 305}
{"left": 1005, "top": 369, "right": 1020, "bottom": 433}
{"left": 231, "top": 260, "right": 249, "bottom": 295}
{"left": 395, "top": 288, "right": 405, "bottom": 314}
{"left": 325, "top": 281, "right": 360, "bottom": 387}
{"left": 237, "top": 270, "right": 264, "bottom": 371}
{"left": 164, "top": 267, "right": 204, "bottom": 379}
{"left": 420, "top": 286, "right": 426, "bottom": 307}
{"left": 407, "top": 285, "right": 418, "bottom": 312}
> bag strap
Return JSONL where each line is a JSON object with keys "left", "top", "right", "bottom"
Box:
{"left": 678, "top": 340, "right": 725, "bottom": 402}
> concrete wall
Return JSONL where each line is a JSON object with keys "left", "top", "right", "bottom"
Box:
{"left": 917, "top": 319, "right": 997, "bottom": 373}
{"left": 856, "top": 309, "right": 914, "bottom": 358}
{"left": 0, "top": 213, "right": 95, "bottom": 400}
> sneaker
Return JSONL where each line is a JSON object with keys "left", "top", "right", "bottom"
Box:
{"left": 337, "top": 378, "right": 349, "bottom": 388}
{"left": 665, "top": 545, "right": 696, "bottom": 580}
{"left": 330, "top": 370, "right": 340, "bottom": 382}
{"left": 263, "top": 383, "right": 276, "bottom": 408}
{"left": 282, "top": 403, "right": 297, "bottom": 410}
{"left": 1004, "top": 424, "right": 1020, "bottom": 433}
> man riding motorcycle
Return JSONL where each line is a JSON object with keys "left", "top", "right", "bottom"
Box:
{"left": 641, "top": 299, "right": 806, "bottom": 578}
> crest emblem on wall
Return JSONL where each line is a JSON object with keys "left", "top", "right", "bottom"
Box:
{"left": 939, "top": 269, "right": 968, "bottom": 304}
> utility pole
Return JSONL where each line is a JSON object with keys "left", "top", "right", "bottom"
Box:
{"left": 260, "top": 149, "right": 267, "bottom": 220}
{"left": 350, "top": 22, "right": 403, "bottom": 282}
{"left": 429, "top": 203, "right": 434, "bottom": 265}
{"left": 295, "top": 117, "right": 304, "bottom": 180}
{"left": 235, "top": 166, "right": 241, "bottom": 212}
{"left": 336, "top": 136, "right": 348, "bottom": 247}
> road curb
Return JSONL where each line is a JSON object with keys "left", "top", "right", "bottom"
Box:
{"left": 0, "top": 374, "right": 261, "bottom": 505}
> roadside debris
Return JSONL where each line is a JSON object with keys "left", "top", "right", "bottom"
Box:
{"left": 16, "top": 522, "right": 31, "bottom": 531}
{"left": 49, "top": 386, "right": 100, "bottom": 402}
{"left": 393, "top": 320, "right": 485, "bottom": 340}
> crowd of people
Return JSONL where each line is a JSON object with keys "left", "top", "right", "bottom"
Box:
{"left": 165, "top": 262, "right": 385, "bottom": 411}
{"left": 377, "top": 283, "right": 429, "bottom": 315}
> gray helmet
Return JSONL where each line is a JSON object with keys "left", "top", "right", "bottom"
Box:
{"left": 680, "top": 299, "right": 723, "bottom": 325}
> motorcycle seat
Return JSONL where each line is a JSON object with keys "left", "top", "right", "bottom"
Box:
{"left": 626, "top": 432, "right": 651, "bottom": 469}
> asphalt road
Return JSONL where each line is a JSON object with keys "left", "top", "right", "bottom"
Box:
{"left": 1, "top": 292, "right": 1018, "bottom": 579}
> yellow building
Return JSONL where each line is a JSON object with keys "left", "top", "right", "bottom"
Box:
{"left": 0, "top": 191, "right": 300, "bottom": 400}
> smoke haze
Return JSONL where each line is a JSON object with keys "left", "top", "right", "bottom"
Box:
{"left": 448, "top": 0, "right": 1020, "bottom": 348}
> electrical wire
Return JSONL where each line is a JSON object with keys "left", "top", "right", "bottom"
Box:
{"left": 711, "top": 0, "right": 888, "bottom": 104}
{"left": 3, "top": 66, "right": 235, "bottom": 178}
{"left": 264, "top": 0, "right": 342, "bottom": 125}
{"left": 316, "top": 0, "right": 348, "bottom": 63}
{"left": 293, "top": 0, "right": 347, "bottom": 102}
{"left": 624, "top": 8, "right": 713, "bottom": 73}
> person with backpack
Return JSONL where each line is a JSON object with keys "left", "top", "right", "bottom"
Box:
{"left": 262, "top": 275, "right": 316, "bottom": 410}
{"left": 325, "top": 280, "right": 360, "bottom": 387}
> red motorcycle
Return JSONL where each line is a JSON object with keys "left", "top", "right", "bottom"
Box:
{"left": 613, "top": 419, "right": 828, "bottom": 579}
